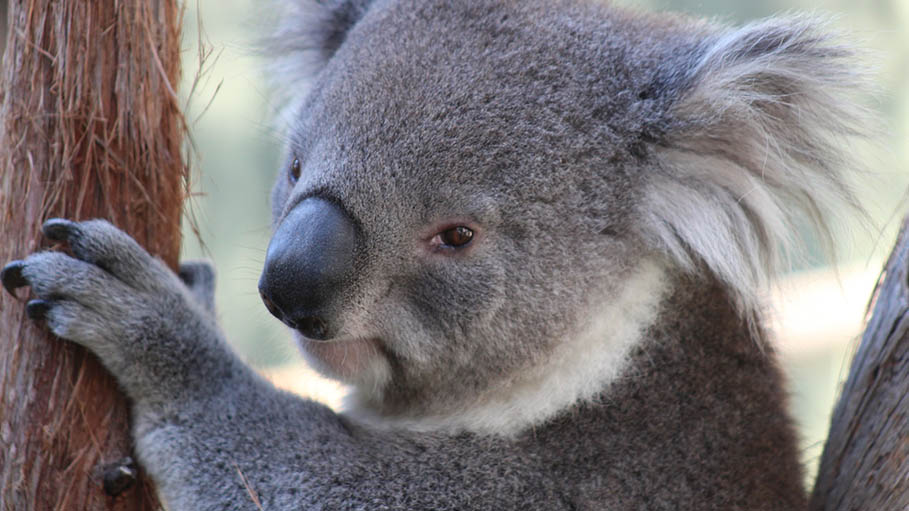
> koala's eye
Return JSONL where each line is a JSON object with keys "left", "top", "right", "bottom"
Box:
{"left": 288, "top": 158, "right": 301, "bottom": 183}
{"left": 435, "top": 226, "right": 474, "bottom": 249}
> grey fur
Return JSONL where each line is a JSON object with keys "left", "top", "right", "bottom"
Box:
{"left": 2, "top": 1, "right": 874, "bottom": 509}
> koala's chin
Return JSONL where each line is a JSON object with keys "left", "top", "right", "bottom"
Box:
{"left": 295, "top": 333, "right": 392, "bottom": 388}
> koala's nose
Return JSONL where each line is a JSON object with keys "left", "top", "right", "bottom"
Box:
{"left": 258, "top": 197, "right": 357, "bottom": 340}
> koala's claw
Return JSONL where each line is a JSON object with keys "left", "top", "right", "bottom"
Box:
{"left": 178, "top": 260, "right": 217, "bottom": 313}
{"left": 178, "top": 260, "right": 215, "bottom": 289}
{"left": 25, "top": 299, "right": 51, "bottom": 320}
{"left": 42, "top": 218, "right": 78, "bottom": 242}
{"left": 1, "top": 260, "right": 27, "bottom": 295}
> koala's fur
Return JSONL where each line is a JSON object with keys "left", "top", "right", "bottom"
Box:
{"left": 2, "top": 0, "right": 873, "bottom": 509}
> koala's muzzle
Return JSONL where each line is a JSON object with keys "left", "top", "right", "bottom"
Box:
{"left": 259, "top": 197, "right": 357, "bottom": 340}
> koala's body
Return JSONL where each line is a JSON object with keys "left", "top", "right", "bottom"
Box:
{"left": 2, "top": 0, "right": 872, "bottom": 509}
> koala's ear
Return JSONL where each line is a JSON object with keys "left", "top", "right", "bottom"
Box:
{"left": 265, "top": 0, "right": 373, "bottom": 112}
{"left": 638, "top": 16, "right": 874, "bottom": 314}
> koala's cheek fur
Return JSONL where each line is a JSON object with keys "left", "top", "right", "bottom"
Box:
{"left": 350, "top": 258, "right": 670, "bottom": 434}
{"left": 331, "top": 251, "right": 509, "bottom": 408}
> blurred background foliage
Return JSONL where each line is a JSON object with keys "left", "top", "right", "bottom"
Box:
{"left": 176, "top": 0, "right": 908, "bottom": 484}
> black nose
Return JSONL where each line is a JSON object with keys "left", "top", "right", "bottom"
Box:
{"left": 258, "top": 197, "right": 357, "bottom": 340}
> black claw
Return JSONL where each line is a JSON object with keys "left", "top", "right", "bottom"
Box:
{"left": 178, "top": 267, "right": 196, "bottom": 286}
{"left": 102, "top": 457, "right": 138, "bottom": 497}
{"left": 26, "top": 299, "right": 51, "bottom": 320}
{"left": 42, "top": 218, "right": 77, "bottom": 242}
{"left": 1, "top": 261, "right": 28, "bottom": 295}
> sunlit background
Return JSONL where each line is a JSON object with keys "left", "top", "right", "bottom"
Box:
{"left": 174, "top": 0, "right": 908, "bottom": 486}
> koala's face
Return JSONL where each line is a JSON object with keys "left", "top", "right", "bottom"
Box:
{"left": 259, "top": 0, "right": 695, "bottom": 414}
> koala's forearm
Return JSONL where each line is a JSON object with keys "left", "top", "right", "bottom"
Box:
{"left": 135, "top": 379, "right": 566, "bottom": 510}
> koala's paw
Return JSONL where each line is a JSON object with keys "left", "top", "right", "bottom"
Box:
{"left": 1, "top": 219, "right": 196, "bottom": 382}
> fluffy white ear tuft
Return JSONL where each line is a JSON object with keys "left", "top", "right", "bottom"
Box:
{"left": 263, "top": 0, "right": 372, "bottom": 124}
{"left": 640, "top": 15, "right": 874, "bottom": 316}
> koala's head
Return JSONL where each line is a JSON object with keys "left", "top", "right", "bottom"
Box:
{"left": 259, "top": 0, "right": 868, "bottom": 421}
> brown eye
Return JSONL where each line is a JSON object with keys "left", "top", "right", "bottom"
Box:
{"left": 289, "top": 158, "right": 301, "bottom": 183}
{"left": 438, "top": 226, "right": 474, "bottom": 248}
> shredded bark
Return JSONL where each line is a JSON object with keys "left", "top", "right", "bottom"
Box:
{"left": 0, "top": 1, "right": 186, "bottom": 509}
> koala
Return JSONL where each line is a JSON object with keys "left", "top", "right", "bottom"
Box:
{"left": 1, "top": 0, "right": 872, "bottom": 509}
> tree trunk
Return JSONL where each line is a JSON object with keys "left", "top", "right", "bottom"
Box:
{"left": 0, "top": 1, "right": 185, "bottom": 509}
{"left": 811, "top": 218, "right": 909, "bottom": 510}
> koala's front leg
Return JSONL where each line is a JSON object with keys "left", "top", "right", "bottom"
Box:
{"left": 1, "top": 219, "right": 251, "bottom": 406}
{"left": 1, "top": 219, "right": 319, "bottom": 509}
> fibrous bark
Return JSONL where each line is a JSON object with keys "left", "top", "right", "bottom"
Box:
{"left": 0, "top": 1, "right": 185, "bottom": 509}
